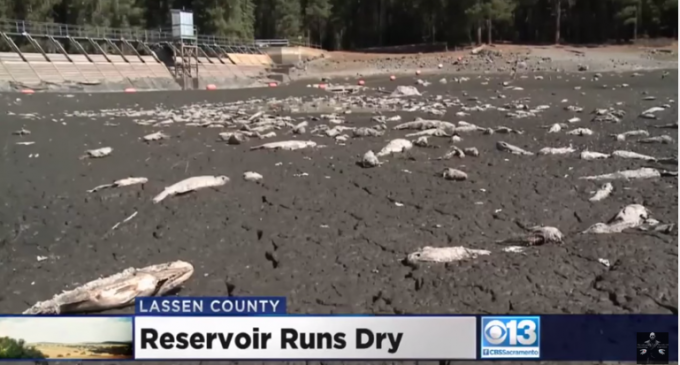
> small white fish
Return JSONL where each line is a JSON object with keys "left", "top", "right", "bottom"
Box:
{"left": 414, "top": 136, "right": 429, "bottom": 147}
{"left": 250, "top": 140, "right": 317, "bottom": 151}
{"left": 85, "top": 147, "right": 113, "bottom": 158}
{"left": 377, "top": 139, "right": 413, "bottom": 157}
{"left": 639, "top": 135, "right": 673, "bottom": 144}
{"left": 88, "top": 177, "right": 149, "bottom": 193}
{"left": 360, "top": 151, "right": 381, "bottom": 168}
{"left": 614, "top": 130, "right": 649, "bottom": 141}
{"left": 548, "top": 124, "right": 562, "bottom": 133}
{"left": 497, "top": 141, "right": 533, "bottom": 156}
{"left": 566, "top": 128, "right": 593, "bottom": 136}
{"left": 539, "top": 146, "right": 576, "bottom": 155}
{"left": 640, "top": 106, "right": 666, "bottom": 115}
{"left": 581, "top": 150, "right": 610, "bottom": 160}
{"left": 243, "top": 172, "right": 263, "bottom": 182}
{"left": 611, "top": 150, "right": 656, "bottom": 161}
{"left": 584, "top": 204, "right": 651, "bottom": 234}
{"left": 442, "top": 168, "right": 468, "bottom": 181}
{"left": 407, "top": 246, "right": 491, "bottom": 263}
{"left": 589, "top": 183, "right": 613, "bottom": 202}
{"left": 580, "top": 168, "right": 661, "bottom": 181}
{"left": 142, "top": 131, "right": 170, "bottom": 142}
{"left": 153, "top": 176, "right": 229, "bottom": 203}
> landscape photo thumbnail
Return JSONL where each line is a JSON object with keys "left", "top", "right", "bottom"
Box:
{"left": 0, "top": 316, "right": 133, "bottom": 360}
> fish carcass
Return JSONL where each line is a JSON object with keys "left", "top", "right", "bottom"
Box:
{"left": 377, "top": 139, "right": 413, "bottom": 157}
{"left": 407, "top": 246, "right": 491, "bottom": 263}
{"left": 583, "top": 204, "right": 651, "bottom": 234}
{"left": 153, "top": 175, "right": 230, "bottom": 203}
{"left": 24, "top": 261, "right": 194, "bottom": 314}
{"left": 250, "top": 140, "right": 317, "bottom": 151}
{"left": 87, "top": 177, "right": 148, "bottom": 193}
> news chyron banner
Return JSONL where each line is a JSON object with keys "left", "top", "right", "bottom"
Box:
{"left": 133, "top": 297, "right": 477, "bottom": 360}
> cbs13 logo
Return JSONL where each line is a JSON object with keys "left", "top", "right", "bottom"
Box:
{"left": 483, "top": 317, "right": 539, "bottom": 346}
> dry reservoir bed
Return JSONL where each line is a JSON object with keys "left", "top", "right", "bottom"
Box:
{"left": 0, "top": 70, "right": 677, "bottom": 363}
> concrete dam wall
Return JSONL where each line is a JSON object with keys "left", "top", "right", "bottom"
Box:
{"left": 0, "top": 49, "right": 280, "bottom": 93}
{"left": 265, "top": 46, "right": 326, "bottom": 65}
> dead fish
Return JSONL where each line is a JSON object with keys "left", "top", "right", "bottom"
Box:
{"left": 442, "top": 168, "right": 468, "bottom": 181}
{"left": 377, "top": 139, "right": 413, "bottom": 157}
{"left": 611, "top": 150, "right": 657, "bottom": 161}
{"left": 405, "top": 128, "right": 451, "bottom": 137}
{"left": 494, "top": 126, "right": 524, "bottom": 135}
{"left": 142, "top": 131, "right": 169, "bottom": 142}
{"left": 390, "top": 85, "right": 421, "bottom": 97}
{"left": 580, "top": 168, "right": 661, "bottom": 181}
{"left": 613, "top": 130, "right": 649, "bottom": 141}
{"left": 394, "top": 119, "right": 456, "bottom": 131}
{"left": 498, "top": 226, "right": 564, "bottom": 246}
{"left": 243, "top": 172, "right": 263, "bottom": 182}
{"left": 584, "top": 204, "right": 651, "bottom": 234}
{"left": 565, "top": 105, "right": 584, "bottom": 113}
{"left": 258, "top": 131, "right": 277, "bottom": 139}
{"left": 84, "top": 147, "right": 113, "bottom": 158}
{"left": 335, "top": 134, "right": 349, "bottom": 143}
{"left": 589, "top": 182, "right": 613, "bottom": 202}
{"left": 653, "top": 122, "right": 677, "bottom": 129}
{"left": 548, "top": 124, "right": 563, "bottom": 133}
{"left": 87, "top": 177, "right": 149, "bottom": 193}
{"left": 639, "top": 135, "right": 673, "bottom": 144}
{"left": 414, "top": 136, "right": 429, "bottom": 147}
{"left": 292, "top": 121, "right": 308, "bottom": 134}
{"left": 464, "top": 147, "right": 479, "bottom": 157}
{"left": 454, "top": 122, "right": 483, "bottom": 133}
{"left": 581, "top": 150, "right": 611, "bottom": 160}
{"left": 497, "top": 141, "right": 533, "bottom": 156}
{"left": 353, "top": 127, "right": 384, "bottom": 137}
{"left": 566, "top": 128, "right": 593, "bottom": 136}
{"left": 539, "top": 145, "right": 576, "bottom": 155}
{"left": 360, "top": 150, "right": 381, "bottom": 168}
{"left": 502, "top": 246, "right": 526, "bottom": 253}
{"left": 153, "top": 175, "right": 230, "bottom": 203}
{"left": 250, "top": 140, "right": 317, "bottom": 151}
{"left": 220, "top": 132, "right": 248, "bottom": 145}
{"left": 23, "top": 261, "right": 194, "bottom": 314}
{"left": 439, "top": 146, "right": 465, "bottom": 160}
{"left": 407, "top": 246, "right": 490, "bottom": 263}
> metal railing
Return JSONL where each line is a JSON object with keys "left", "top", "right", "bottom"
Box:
{"left": 0, "top": 19, "right": 323, "bottom": 49}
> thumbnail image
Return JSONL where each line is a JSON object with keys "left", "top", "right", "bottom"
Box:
{"left": 0, "top": 316, "right": 133, "bottom": 360}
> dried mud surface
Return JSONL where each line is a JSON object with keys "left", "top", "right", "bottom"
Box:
{"left": 0, "top": 69, "right": 677, "bottom": 365}
{"left": 292, "top": 45, "right": 678, "bottom": 81}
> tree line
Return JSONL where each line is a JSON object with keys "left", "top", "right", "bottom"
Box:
{"left": 0, "top": 0, "right": 677, "bottom": 49}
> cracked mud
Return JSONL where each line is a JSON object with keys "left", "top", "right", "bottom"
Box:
{"left": 0, "top": 69, "right": 677, "bottom": 365}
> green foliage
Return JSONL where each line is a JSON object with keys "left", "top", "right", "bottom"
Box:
{"left": 0, "top": 337, "right": 47, "bottom": 360}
